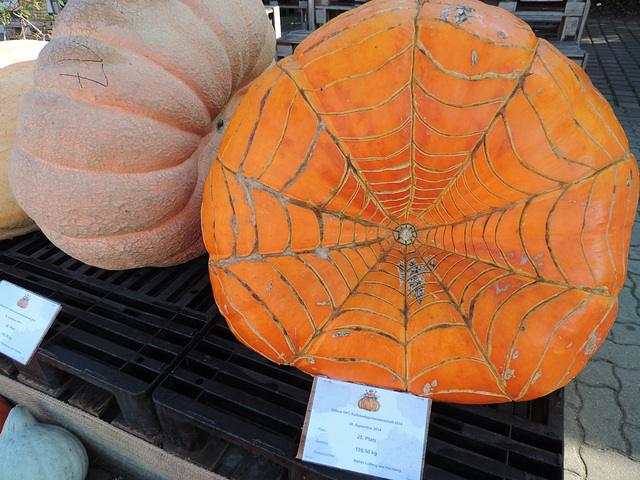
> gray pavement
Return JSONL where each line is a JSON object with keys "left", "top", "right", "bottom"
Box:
{"left": 564, "top": 17, "right": 640, "bottom": 480}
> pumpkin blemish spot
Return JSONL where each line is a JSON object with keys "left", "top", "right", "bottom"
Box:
{"left": 398, "top": 259, "right": 429, "bottom": 304}
{"left": 332, "top": 331, "right": 352, "bottom": 338}
{"left": 585, "top": 334, "right": 598, "bottom": 355}
{"left": 423, "top": 380, "right": 438, "bottom": 394}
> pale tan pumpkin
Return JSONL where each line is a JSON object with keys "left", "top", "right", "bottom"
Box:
{"left": 0, "top": 40, "right": 46, "bottom": 241}
{"left": 9, "top": 0, "right": 275, "bottom": 269}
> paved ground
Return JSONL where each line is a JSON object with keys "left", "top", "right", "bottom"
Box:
{"left": 563, "top": 17, "right": 640, "bottom": 480}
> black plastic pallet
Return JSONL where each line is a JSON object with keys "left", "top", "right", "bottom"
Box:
{"left": 1, "top": 231, "right": 564, "bottom": 478}
{"left": 0, "top": 231, "right": 218, "bottom": 438}
{"left": 154, "top": 321, "right": 564, "bottom": 480}
{"left": 0, "top": 231, "right": 216, "bottom": 316}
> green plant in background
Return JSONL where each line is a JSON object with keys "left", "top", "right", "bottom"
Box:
{"left": 0, "top": 0, "right": 64, "bottom": 40}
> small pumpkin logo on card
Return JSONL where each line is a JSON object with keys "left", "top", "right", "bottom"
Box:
{"left": 17, "top": 294, "right": 30, "bottom": 309}
{"left": 357, "top": 389, "right": 380, "bottom": 412}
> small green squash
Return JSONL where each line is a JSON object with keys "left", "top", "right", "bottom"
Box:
{"left": 0, "top": 406, "right": 89, "bottom": 480}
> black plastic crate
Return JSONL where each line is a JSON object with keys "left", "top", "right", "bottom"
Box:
{"left": 0, "top": 231, "right": 218, "bottom": 438}
{"left": 0, "top": 231, "right": 216, "bottom": 316}
{"left": 154, "top": 321, "right": 564, "bottom": 480}
{"left": 1, "top": 231, "right": 564, "bottom": 478}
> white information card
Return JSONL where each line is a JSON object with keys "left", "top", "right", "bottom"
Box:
{"left": 0, "top": 280, "right": 61, "bottom": 365}
{"left": 298, "top": 376, "right": 431, "bottom": 480}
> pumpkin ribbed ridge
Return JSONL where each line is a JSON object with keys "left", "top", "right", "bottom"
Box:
{"left": 0, "top": 406, "right": 88, "bottom": 480}
{"left": 9, "top": 0, "right": 275, "bottom": 269}
{"left": 0, "top": 41, "right": 45, "bottom": 241}
{"left": 202, "top": 0, "right": 638, "bottom": 403}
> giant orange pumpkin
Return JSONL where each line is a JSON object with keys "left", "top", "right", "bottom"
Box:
{"left": 9, "top": 0, "right": 275, "bottom": 270}
{"left": 202, "top": 0, "right": 639, "bottom": 403}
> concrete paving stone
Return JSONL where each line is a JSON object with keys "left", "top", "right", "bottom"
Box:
{"left": 614, "top": 366, "right": 640, "bottom": 423}
{"left": 608, "top": 322, "right": 640, "bottom": 345}
{"left": 622, "top": 276, "right": 635, "bottom": 289}
{"left": 565, "top": 378, "right": 581, "bottom": 410}
{"left": 612, "top": 308, "right": 640, "bottom": 330}
{"left": 564, "top": 441, "right": 588, "bottom": 479}
{"left": 563, "top": 470, "right": 583, "bottom": 480}
{"left": 575, "top": 383, "right": 627, "bottom": 452}
{"left": 579, "top": 444, "right": 640, "bottom": 480}
{"left": 595, "top": 338, "right": 640, "bottom": 369}
{"left": 610, "top": 304, "right": 638, "bottom": 330}
{"left": 621, "top": 423, "right": 640, "bottom": 462}
{"left": 576, "top": 359, "right": 619, "bottom": 389}
{"left": 624, "top": 258, "right": 640, "bottom": 274}
{"left": 624, "top": 253, "right": 640, "bottom": 269}
{"left": 564, "top": 391, "right": 588, "bottom": 479}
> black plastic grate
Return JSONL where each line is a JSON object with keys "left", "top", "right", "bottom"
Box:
{"left": 1, "top": 231, "right": 563, "bottom": 478}
{"left": 0, "top": 231, "right": 218, "bottom": 437}
{"left": 0, "top": 231, "right": 216, "bottom": 316}
{"left": 154, "top": 322, "right": 564, "bottom": 480}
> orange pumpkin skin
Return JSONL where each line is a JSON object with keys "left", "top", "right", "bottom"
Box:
{"left": 202, "top": 0, "right": 639, "bottom": 403}
{"left": 9, "top": 0, "right": 275, "bottom": 270}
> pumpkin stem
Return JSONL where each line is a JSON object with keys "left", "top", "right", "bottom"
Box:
{"left": 1, "top": 405, "right": 38, "bottom": 434}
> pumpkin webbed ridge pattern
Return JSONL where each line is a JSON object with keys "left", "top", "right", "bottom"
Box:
{"left": 203, "top": 0, "right": 639, "bottom": 403}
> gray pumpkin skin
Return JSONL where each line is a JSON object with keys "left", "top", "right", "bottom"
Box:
{"left": 0, "top": 406, "right": 89, "bottom": 480}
